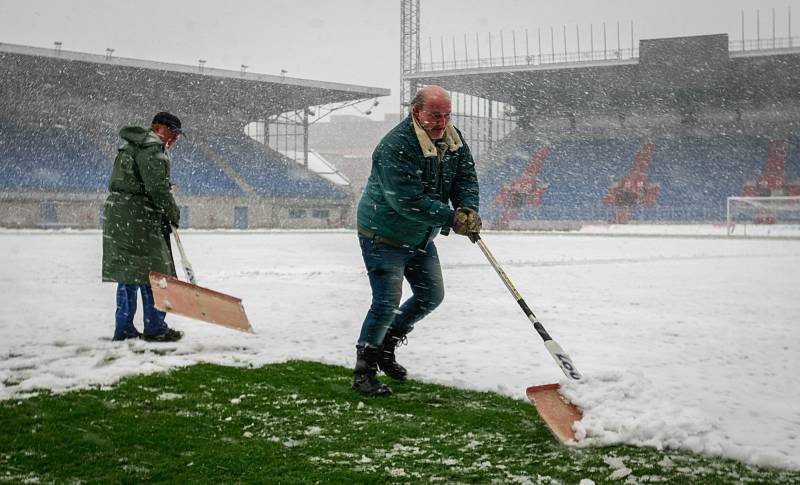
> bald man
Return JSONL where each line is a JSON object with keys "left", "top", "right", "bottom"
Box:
{"left": 353, "top": 85, "right": 481, "bottom": 396}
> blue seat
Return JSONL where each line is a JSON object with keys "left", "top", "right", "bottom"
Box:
{"left": 481, "top": 140, "right": 634, "bottom": 222}
{"left": 786, "top": 138, "right": 800, "bottom": 180}
{"left": 169, "top": 140, "right": 243, "bottom": 195}
{"left": 648, "top": 136, "right": 765, "bottom": 221}
{"left": 481, "top": 135, "right": 771, "bottom": 223}
{"left": 0, "top": 125, "right": 109, "bottom": 192}
{"left": 208, "top": 133, "right": 347, "bottom": 199}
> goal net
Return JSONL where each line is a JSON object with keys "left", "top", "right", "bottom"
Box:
{"left": 727, "top": 196, "right": 800, "bottom": 236}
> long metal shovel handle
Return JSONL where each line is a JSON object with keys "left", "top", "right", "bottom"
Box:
{"left": 468, "top": 232, "right": 582, "bottom": 380}
{"left": 171, "top": 225, "right": 197, "bottom": 285}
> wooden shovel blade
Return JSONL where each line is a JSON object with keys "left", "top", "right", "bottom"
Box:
{"left": 526, "top": 383, "right": 583, "bottom": 444}
{"left": 149, "top": 272, "right": 254, "bottom": 334}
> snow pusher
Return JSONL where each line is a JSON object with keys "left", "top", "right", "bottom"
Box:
{"left": 149, "top": 226, "right": 253, "bottom": 334}
{"left": 468, "top": 233, "right": 583, "bottom": 444}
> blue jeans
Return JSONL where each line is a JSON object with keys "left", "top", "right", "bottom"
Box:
{"left": 357, "top": 235, "right": 445, "bottom": 347}
{"left": 114, "top": 284, "right": 169, "bottom": 339}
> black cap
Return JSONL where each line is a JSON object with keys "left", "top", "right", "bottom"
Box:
{"left": 152, "top": 111, "right": 183, "bottom": 134}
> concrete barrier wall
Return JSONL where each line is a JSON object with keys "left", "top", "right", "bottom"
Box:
{"left": 0, "top": 193, "right": 355, "bottom": 229}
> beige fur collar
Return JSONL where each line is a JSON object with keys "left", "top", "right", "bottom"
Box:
{"left": 411, "top": 115, "right": 463, "bottom": 158}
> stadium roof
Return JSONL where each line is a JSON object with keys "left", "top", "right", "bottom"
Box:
{"left": 0, "top": 42, "right": 390, "bottom": 122}
{"left": 406, "top": 34, "right": 800, "bottom": 114}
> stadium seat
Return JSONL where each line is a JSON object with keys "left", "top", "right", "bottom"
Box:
{"left": 481, "top": 135, "right": 777, "bottom": 224}
{"left": 0, "top": 124, "right": 110, "bottom": 192}
{"left": 206, "top": 133, "right": 348, "bottom": 200}
{"left": 169, "top": 139, "right": 244, "bottom": 195}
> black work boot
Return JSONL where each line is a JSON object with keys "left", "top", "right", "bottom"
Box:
{"left": 352, "top": 346, "right": 392, "bottom": 397}
{"left": 377, "top": 327, "right": 408, "bottom": 381}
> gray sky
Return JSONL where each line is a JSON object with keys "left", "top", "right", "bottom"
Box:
{"left": 1, "top": 0, "right": 798, "bottom": 119}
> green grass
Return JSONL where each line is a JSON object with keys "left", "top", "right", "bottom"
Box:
{"left": 0, "top": 361, "right": 797, "bottom": 484}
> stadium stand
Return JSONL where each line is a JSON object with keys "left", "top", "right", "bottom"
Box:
{"left": 168, "top": 138, "right": 244, "bottom": 196}
{"left": 538, "top": 140, "right": 637, "bottom": 221}
{"left": 0, "top": 122, "right": 109, "bottom": 192}
{"left": 412, "top": 32, "right": 800, "bottom": 227}
{"left": 486, "top": 140, "right": 638, "bottom": 223}
{"left": 4, "top": 32, "right": 800, "bottom": 229}
{"left": 492, "top": 146, "right": 550, "bottom": 228}
{"left": 788, "top": 138, "right": 800, "bottom": 185}
{"left": 742, "top": 140, "right": 800, "bottom": 197}
{"left": 644, "top": 136, "right": 764, "bottom": 221}
{"left": 482, "top": 135, "right": 796, "bottom": 224}
{"left": 206, "top": 132, "right": 347, "bottom": 199}
{"left": 603, "top": 143, "right": 659, "bottom": 223}
{"left": 0, "top": 42, "right": 387, "bottom": 228}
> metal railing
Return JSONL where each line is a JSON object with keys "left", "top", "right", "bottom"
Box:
{"left": 416, "top": 36, "right": 800, "bottom": 74}
{"left": 729, "top": 36, "right": 800, "bottom": 53}
{"left": 419, "top": 47, "right": 638, "bottom": 73}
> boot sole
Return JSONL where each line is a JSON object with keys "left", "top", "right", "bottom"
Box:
{"left": 351, "top": 384, "right": 392, "bottom": 397}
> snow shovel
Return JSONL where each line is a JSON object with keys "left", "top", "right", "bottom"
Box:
{"left": 468, "top": 232, "right": 583, "bottom": 443}
{"left": 149, "top": 226, "right": 254, "bottom": 334}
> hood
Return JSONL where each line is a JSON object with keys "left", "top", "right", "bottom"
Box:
{"left": 119, "top": 126, "right": 164, "bottom": 147}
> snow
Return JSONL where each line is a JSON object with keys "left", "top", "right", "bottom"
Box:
{"left": 1, "top": 227, "right": 799, "bottom": 470}
{"left": 602, "top": 455, "right": 633, "bottom": 480}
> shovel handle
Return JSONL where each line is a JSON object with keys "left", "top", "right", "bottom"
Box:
{"left": 171, "top": 225, "right": 197, "bottom": 285}
{"left": 469, "top": 232, "right": 582, "bottom": 381}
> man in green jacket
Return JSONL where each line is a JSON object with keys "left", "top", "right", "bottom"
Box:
{"left": 102, "top": 112, "right": 184, "bottom": 342}
{"left": 353, "top": 85, "right": 482, "bottom": 396}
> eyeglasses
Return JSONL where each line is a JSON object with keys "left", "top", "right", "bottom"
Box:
{"left": 420, "top": 111, "right": 451, "bottom": 121}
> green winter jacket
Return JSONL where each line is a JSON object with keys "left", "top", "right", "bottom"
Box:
{"left": 357, "top": 114, "right": 479, "bottom": 248}
{"left": 102, "top": 127, "right": 180, "bottom": 284}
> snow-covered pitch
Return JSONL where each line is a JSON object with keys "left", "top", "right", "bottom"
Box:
{"left": 1, "top": 227, "right": 798, "bottom": 470}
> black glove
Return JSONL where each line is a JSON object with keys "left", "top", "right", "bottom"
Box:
{"left": 452, "top": 207, "right": 482, "bottom": 236}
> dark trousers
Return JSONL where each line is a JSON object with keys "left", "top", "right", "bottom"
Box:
{"left": 357, "top": 235, "right": 445, "bottom": 347}
{"left": 114, "top": 284, "right": 168, "bottom": 339}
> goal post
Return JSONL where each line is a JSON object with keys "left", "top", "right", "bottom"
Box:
{"left": 727, "top": 196, "right": 800, "bottom": 236}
